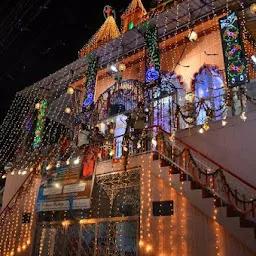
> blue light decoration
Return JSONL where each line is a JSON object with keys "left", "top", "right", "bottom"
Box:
{"left": 146, "top": 66, "right": 160, "bottom": 83}
{"left": 219, "top": 12, "right": 248, "bottom": 87}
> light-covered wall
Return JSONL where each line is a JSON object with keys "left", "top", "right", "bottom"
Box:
{"left": 140, "top": 154, "right": 254, "bottom": 256}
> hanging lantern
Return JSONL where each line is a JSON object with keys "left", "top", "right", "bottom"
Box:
{"left": 185, "top": 92, "right": 194, "bottom": 103}
{"left": 199, "top": 127, "right": 204, "bottom": 134}
{"left": 65, "top": 107, "right": 71, "bottom": 114}
{"left": 123, "top": 145, "right": 128, "bottom": 152}
{"left": 67, "top": 87, "right": 74, "bottom": 95}
{"left": 118, "top": 63, "right": 126, "bottom": 72}
{"left": 35, "top": 102, "right": 41, "bottom": 109}
{"left": 203, "top": 121, "right": 209, "bottom": 131}
{"left": 222, "top": 119, "right": 227, "bottom": 126}
{"left": 109, "top": 149, "right": 115, "bottom": 156}
{"left": 250, "top": 3, "right": 256, "bottom": 15}
{"left": 188, "top": 30, "right": 198, "bottom": 42}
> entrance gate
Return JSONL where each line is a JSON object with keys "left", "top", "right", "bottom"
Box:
{"left": 33, "top": 217, "right": 139, "bottom": 256}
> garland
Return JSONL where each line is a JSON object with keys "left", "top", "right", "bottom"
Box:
{"left": 33, "top": 100, "right": 47, "bottom": 149}
{"left": 160, "top": 132, "right": 256, "bottom": 209}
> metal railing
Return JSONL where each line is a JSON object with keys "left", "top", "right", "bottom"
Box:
{"left": 91, "top": 126, "right": 256, "bottom": 218}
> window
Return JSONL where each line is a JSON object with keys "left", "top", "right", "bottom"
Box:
{"left": 194, "top": 66, "right": 225, "bottom": 125}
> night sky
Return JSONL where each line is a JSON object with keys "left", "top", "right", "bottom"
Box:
{"left": 0, "top": 0, "right": 153, "bottom": 122}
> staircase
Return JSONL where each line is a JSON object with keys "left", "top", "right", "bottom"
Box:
{"left": 153, "top": 127, "right": 256, "bottom": 253}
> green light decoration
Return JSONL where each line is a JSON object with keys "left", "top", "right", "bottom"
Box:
{"left": 128, "top": 21, "right": 134, "bottom": 30}
{"left": 33, "top": 100, "right": 47, "bottom": 148}
{"left": 144, "top": 25, "right": 160, "bottom": 85}
{"left": 83, "top": 53, "right": 98, "bottom": 109}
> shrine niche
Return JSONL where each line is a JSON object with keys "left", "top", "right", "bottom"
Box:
{"left": 93, "top": 79, "right": 144, "bottom": 122}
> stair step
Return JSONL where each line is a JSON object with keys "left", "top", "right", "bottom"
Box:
{"left": 226, "top": 205, "right": 241, "bottom": 217}
{"left": 190, "top": 180, "right": 203, "bottom": 190}
{"left": 202, "top": 188, "right": 214, "bottom": 198}
{"left": 170, "top": 165, "right": 180, "bottom": 174}
{"left": 152, "top": 152, "right": 159, "bottom": 161}
{"left": 160, "top": 158, "right": 170, "bottom": 167}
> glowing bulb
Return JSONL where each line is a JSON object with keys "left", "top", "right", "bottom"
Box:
{"left": 56, "top": 161, "right": 61, "bottom": 167}
{"left": 21, "top": 170, "right": 27, "bottom": 176}
{"left": 250, "top": 3, "right": 256, "bottom": 14}
{"left": 109, "top": 128, "right": 114, "bottom": 134}
{"left": 11, "top": 170, "right": 15, "bottom": 175}
{"left": 199, "top": 127, "right": 204, "bottom": 134}
{"left": 109, "top": 149, "right": 115, "bottom": 156}
{"left": 62, "top": 220, "right": 70, "bottom": 226}
{"left": 27, "top": 239, "right": 31, "bottom": 245}
{"left": 123, "top": 146, "right": 128, "bottom": 152}
{"left": 118, "top": 63, "right": 126, "bottom": 72}
{"left": 18, "top": 170, "right": 21, "bottom": 175}
{"left": 151, "top": 137, "right": 157, "bottom": 148}
{"left": 139, "top": 240, "right": 144, "bottom": 247}
{"left": 66, "top": 158, "right": 70, "bottom": 165}
{"left": 2, "top": 174, "right": 6, "bottom": 179}
{"left": 73, "top": 157, "right": 80, "bottom": 165}
{"left": 146, "top": 244, "right": 152, "bottom": 252}
{"left": 46, "top": 164, "right": 52, "bottom": 170}
{"left": 54, "top": 183, "right": 60, "bottom": 188}
{"left": 10, "top": 251, "right": 14, "bottom": 256}
{"left": 251, "top": 55, "right": 256, "bottom": 64}
{"left": 67, "top": 87, "right": 74, "bottom": 95}
{"left": 35, "top": 102, "right": 41, "bottom": 109}
{"left": 137, "top": 142, "right": 142, "bottom": 149}
{"left": 17, "top": 247, "right": 21, "bottom": 252}
{"left": 222, "top": 120, "right": 227, "bottom": 126}
{"left": 110, "top": 64, "right": 118, "bottom": 72}
{"left": 240, "top": 112, "right": 247, "bottom": 121}
{"left": 65, "top": 107, "right": 71, "bottom": 114}
{"left": 22, "top": 244, "right": 26, "bottom": 250}
{"left": 188, "top": 30, "right": 198, "bottom": 42}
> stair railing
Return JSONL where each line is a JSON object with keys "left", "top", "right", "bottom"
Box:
{"left": 157, "top": 127, "right": 256, "bottom": 218}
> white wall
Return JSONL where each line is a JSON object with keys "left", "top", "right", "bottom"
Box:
{"left": 177, "top": 110, "right": 256, "bottom": 187}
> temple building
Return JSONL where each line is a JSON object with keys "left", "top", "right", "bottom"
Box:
{"left": 0, "top": 0, "right": 256, "bottom": 255}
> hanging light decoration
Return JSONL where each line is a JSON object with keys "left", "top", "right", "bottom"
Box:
{"left": 203, "top": 121, "right": 209, "bottom": 131}
{"left": 188, "top": 30, "right": 198, "bottom": 42}
{"left": 199, "top": 127, "right": 204, "bottom": 134}
{"left": 151, "top": 137, "right": 157, "bottom": 148}
{"left": 110, "top": 64, "right": 118, "bottom": 73}
{"left": 73, "top": 157, "right": 80, "bottom": 165}
{"left": 240, "top": 112, "right": 247, "bottom": 121}
{"left": 137, "top": 141, "right": 142, "bottom": 149}
{"left": 35, "top": 102, "right": 41, "bottom": 109}
{"left": 123, "top": 145, "right": 128, "bottom": 152}
{"left": 250, "top": 3, "right": 256, "bottom": 15}
{"left": 67, "top": 87, "right": 74, "bottom": 95}
{"left": 109, "top": 149, "right": 115, "bottom": 156}
{"left": 65, "top": 107, "right": 71, "bottom": 114}
{"left": 118, "top": 63, "right": 126, "bottom": 72}
{"left": 222, "top": 119, "right": 227, "bottom": 126}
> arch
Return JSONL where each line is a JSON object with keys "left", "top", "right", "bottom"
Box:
{"left": 192, "top": 64, "right": 226, "bottom": 125}
{"left": 93, "top": 79, "right": 144, "bottom": 122}
{"left": 152, "top": 71, "right": 187, "bottom": 132}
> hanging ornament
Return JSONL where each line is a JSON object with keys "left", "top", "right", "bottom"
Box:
{"left": 35, "top": 102, "right": 41, "bottom": 109}
{"left": 123, "top": 145, "right": 128, "bottom": 152}
{"left": 250, "top": 3, "right": 256, "bottom": 15}
{"left": 188, "top": 30, "right": 198, "bottom": 42}
{"left": 203, "top": 121, "right": 209, "bottom": 131}
{"left": 240, "top": 112, "right": 247, "bottom": 121}
{"left": 199, "top": 127, "right": 204, "bottom": 134}
{"left": 222, "top": 119, "right": 227, "bottom": 126}
{"left": 137, "top": 141, "right": 142, "bottom": 149}
{"left": 109, "top": 149, "right": 115, "bottom": 156}
{"left": 65, "top": 107, "right": 71, "bottom": 114}
{"left": 67, "top": 87, "right": 74, "bottom": 95}
{"left": 118, "top": 63, "right": 126, "bottom": 72}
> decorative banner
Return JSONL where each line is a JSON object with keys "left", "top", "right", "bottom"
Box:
{"left": 36, "top": 165, "right": 92, "bottom": 211}
{"left": 219, "top": 12, "right": 248, "bottom": 88}
{"left": 83, "top": 53, "right": 98, "bottom": 110}
{"left": 144, "top": 25, "right": 160, "bottom": 85}
{"left": 33, "top": 99, "right": 47, "bottom": 148}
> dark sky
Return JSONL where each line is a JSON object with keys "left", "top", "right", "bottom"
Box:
{"left": 0, "top": 0, "right": 152, "bottom": 122}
